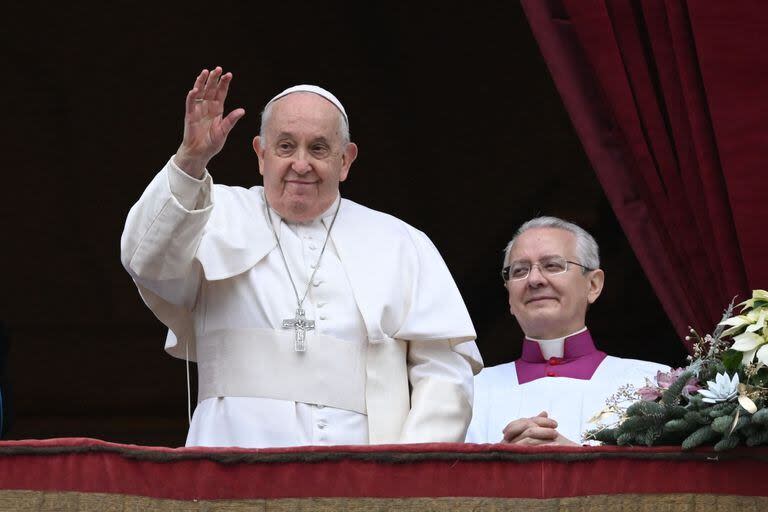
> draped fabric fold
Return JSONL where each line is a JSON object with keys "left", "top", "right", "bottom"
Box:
{"left": 521, "top": 0, "right": 767, "bottom": 349}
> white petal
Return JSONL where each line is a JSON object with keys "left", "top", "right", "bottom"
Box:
{"left": 731, "top": 372, "right": 740, "bottom": 388}
{"left": 732, "top": 332, "right": 763, "bottom": 351}
{"left": 720, "top": 316, "right": 750, "bottom": 327}
{"left": 739, "top": 395, "right": 758, "bottom": 414}
{"left": 756, "top": 344, "right": 768, "bottom": 366}
{"left": 697, "top": 389, "right": 718, "bottom": 399}
{"left": 741, "top": 348, "right": 758, "bottom": 365}
{"left": 756, "top": 310, "right": 767, "bottom": 330}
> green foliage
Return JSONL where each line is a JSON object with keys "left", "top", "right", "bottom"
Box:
{"left": 641, "top": 426, "right": 662, "bottom": 446}
{"left": 599, "top": 384, "right": 768, "bottom": 451}
{"left": 721, "top": 350, "right": 743, "bottom": 373}
{"left": 593, "top": 291, "right": 768, "bottom": 451}
{"left": 661, "top": 371, "right": 693, "bottom": 406}
{"left": 667, "top": 405, "right": 688, "bottom": 419}
{"left": 753, "top": 368, "right": 768, "bottom": 388}
{"left": 621, "top": 415, "right": 661, "bottom": 432}
{"left": 627, "top": 400, "right": 665, "bottom": 417}
{"left": 708, "top": 401, "right": 737, "bottom": 418}
{"left": 589, "top": 427, "right": 618, "bottom": 444}
{"left": 682, "top": 425, "right": 717, "bottom": 450}
{"left": 746, "top": 428, "right": 768, "bottom": 446}
{"left": 752, "top": 408, "right": 768, "bottom": 425}
{"left": 711, "top": 415, "right": 736, "bottom": 433}
{"left": 663, "top": 419, "right": 688, "bottom": 432}
{"left": 714, "top": 435, "right": 740, "bottom": 451}
{"left": 683, "top": 410, "right": 710, "bottom": 425}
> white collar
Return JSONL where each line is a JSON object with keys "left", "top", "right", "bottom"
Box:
{"left": 527, "top": 326, "right": 588, "bottom": 359}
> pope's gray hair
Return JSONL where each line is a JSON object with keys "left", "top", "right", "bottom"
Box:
{"left": 503, "top": 216, "right": 600, "bottom": 272}
{"left": 259, "top": 94, "right": 350, "bottom": 147}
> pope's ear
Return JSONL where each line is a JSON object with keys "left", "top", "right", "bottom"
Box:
{"left": 253, "top": 136, "right": 265, "bottom": 176}
{"left": 587, "top": 269, "right": 605, "bottom": 304}
{"left": 339, "top": 142, "right": 358, "bottom": 182}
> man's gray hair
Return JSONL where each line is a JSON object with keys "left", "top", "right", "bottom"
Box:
{"left": 259, "top": 97, "right": 351, "bottom": 147}
{"left": 503, "top": 216, "right": 600, "bottom": 272}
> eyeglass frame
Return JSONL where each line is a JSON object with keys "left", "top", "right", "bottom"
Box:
{"left": 501, "top": 257, "right": 595, "bottom": 282}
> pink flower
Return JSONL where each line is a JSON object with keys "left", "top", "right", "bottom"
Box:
{"left": 637, "top": 368, "right": 701, "bottom": 401}
{"left": 637, "top": 385, "right": 662, "bottom": 401}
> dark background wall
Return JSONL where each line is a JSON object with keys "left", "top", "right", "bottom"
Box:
{"left": 1, "top": 2, "right": 685, "bottom": 446}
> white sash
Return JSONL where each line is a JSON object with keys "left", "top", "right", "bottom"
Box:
{"left": 196, "top": 328, "right": 367, "bottom": 414}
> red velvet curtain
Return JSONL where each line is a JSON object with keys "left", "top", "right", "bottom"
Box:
{"left": 521, "top": 0, "right": 768, "bottom": 349}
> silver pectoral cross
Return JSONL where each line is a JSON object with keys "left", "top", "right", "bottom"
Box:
{"left": 282, "top": 308, "right": 315, "bottom": 352}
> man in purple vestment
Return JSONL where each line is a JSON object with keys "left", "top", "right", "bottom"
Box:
{"left": 466, "top": 217, "right": 667, "bottom": 445}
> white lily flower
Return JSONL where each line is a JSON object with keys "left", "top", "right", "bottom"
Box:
{"left": 697, "top": 372, "right": 740, "bottom": 404}
{"left": 720, "top": 314, "right": 753, "bottom": 337}
{"left": 746, "top": 309, "right": 767, "bottom": 333}
{"left": 738, "top": 289, "right": 768, "bottom": 310}
{"left": 731, "top": 332, "right": 763, "bottom": 351}
{"left": 731, "top": 332, "right": 767, "bottom": 364}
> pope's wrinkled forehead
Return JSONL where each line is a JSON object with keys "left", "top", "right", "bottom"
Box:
{"left": 265, "top": 84, "right": 348, "bottom": 124}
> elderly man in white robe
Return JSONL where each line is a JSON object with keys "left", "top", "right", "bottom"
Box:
{"left": 121, "top": 67, "right": 482, "bottom": 448}
{"left": 466, "top": 217, "right": 667, "bottom": 445}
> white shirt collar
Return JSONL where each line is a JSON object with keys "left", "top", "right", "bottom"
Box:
{"left": 527, "top": 326, "right": 588, "bottom": 359}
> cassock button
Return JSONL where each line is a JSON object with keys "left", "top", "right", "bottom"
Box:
{"left": 548, "top": 357, "right": 559, "bottom": 366}
{"left": 546, "top": 371, "right": 557, "bottom": 377}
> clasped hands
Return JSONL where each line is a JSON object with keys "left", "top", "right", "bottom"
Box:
{"left": 501, "top": 411, "right": 579, "bottom": 446}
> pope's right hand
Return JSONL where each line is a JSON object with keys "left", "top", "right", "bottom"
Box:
{"left": 173, "top": 67, "right": 246, "bottom": 179}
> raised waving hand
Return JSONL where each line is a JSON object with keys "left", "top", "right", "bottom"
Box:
{"left": 173, "top": 67, "right": 245, "bottom": 179}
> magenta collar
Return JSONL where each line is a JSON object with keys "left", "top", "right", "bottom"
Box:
{"left": 515, "top": 329, "right": 607, "bottom": 384}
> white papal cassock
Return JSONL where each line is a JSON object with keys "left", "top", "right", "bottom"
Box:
{"left": 121, "top": 159, "right": 483, "bottom": 448}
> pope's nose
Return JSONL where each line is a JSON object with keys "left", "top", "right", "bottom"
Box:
{"left": 291, "top": 158, "right": 312, "bottom": 174}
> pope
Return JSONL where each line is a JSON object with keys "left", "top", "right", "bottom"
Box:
{"left": 121, "top": 67, "right": 482, "bottom": 448}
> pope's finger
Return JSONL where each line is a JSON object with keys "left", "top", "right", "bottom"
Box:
{"left": 192, "top": 70, "right": 208, "bottom": 96}
{"left": 185, "top": 88, "right": 201, "bottom": 115}
{"left": 203, "top": 67, "right": 223, "bottom": 99}
{"left": 220, "top": 108, "right": 246, "bottom": 137}
{"left": 214, "top": 72, "right": 234, "bottom": 103}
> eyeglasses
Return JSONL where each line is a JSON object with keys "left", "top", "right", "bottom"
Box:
{"left": 502, "top": 256, "right": 594, "bottom": 282}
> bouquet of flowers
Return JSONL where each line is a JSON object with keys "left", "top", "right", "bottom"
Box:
{"left": 585, "top": 290, "right": 768, "bottom": 450}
